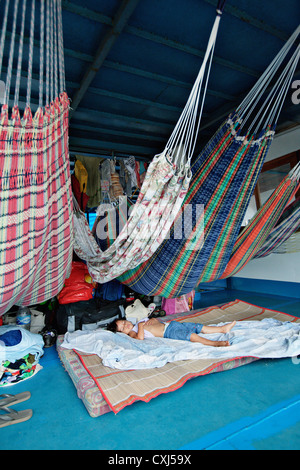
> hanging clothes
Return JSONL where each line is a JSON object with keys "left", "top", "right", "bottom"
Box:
{"left": 76, "top": 155, "right": 102, "bottom": 208}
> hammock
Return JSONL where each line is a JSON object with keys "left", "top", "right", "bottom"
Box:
{"left": 72, "top": 2, "right": 226, "bottom": 283}
{"left": 220, "top": 163, "right": 300, "bottom": 277}
{"left": 272, "top": 230, "right": 300, "bottom": 255}
{"left": 0, "top": 0, "right": 73, "bottom": 315}
{"left": 118, "top": 25, "right": 300, "bottom": 297}
{"left": 254, "top": 196, "right": 300, "bottom": 258}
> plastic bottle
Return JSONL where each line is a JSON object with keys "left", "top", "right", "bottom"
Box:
{"left": 16, "top": 307, "right": 31, "bottom": 330}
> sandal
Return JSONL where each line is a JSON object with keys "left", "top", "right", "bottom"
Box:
{"left": 0, "top": 392, "right": 31, "bottom": 407}
{"left": 0, "top": 407, "right": 32, "bottom": 428}
{"left": 149, "top": 309, "right": 166, "bottom": 318}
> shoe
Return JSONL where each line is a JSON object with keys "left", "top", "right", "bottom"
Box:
{"left": 0, "top": 407, "right": 32, "bottom": 428}
{"left": 0, "top": 392, "right": 31, "bottom": 407}
{"left": 41, "top": 328, "right": 57, "bottom": 347}
{"left": 149, "top": 309, "right": 166, "bottom": 318}
{"left": 147, "top": 303, "right": 156, "bottom": 316}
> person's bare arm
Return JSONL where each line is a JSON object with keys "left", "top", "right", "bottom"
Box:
{"left": 129, "top": 321, "right": 145, "bottom": 340}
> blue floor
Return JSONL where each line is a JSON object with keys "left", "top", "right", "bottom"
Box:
{"left": 1, "top": 289, "right": 300, "bottom": 451}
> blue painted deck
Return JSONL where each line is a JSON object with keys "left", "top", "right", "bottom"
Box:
{"left": 1, "top": 288, "right": 300, "bottom": 451}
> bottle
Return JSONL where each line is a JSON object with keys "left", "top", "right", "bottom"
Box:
{"left": 16, "top": 307, "right": 31, "bottom": 330}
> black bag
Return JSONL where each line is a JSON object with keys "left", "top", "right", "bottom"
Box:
{"left": 56, "top": 298, "right": 125, "bottom": 334}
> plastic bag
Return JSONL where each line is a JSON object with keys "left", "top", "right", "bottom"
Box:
{"left": 57, "top": 262, "right": 97, "bottom": 304}
{"left": 162, "top": 290, "right": 195, "bottom": 316}
{"left": 125, "top": 299, "right": 149, "bottom": 323}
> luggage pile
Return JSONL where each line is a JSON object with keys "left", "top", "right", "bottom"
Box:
{"left": 56, "top": 262, "right": 126, "bottom": 334}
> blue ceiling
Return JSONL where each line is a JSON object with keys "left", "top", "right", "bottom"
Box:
{"left": 2, "top": 0, "right": 300, "bottom": 160}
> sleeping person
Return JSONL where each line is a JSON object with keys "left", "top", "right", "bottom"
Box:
{"left": 107, "top": 317, "right": 236, "bottom": 347}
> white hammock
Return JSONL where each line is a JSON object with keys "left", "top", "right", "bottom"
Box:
{"left": 73, "top": 6, "right": 224, "bottom": 283}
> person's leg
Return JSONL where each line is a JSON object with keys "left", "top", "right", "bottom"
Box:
{"left": 201, "top": 321, "right": 236, "bottom": 335}
{"left": 164, "top": 322, "right": 231, "bottom": 346}
{"left": 164, "top": 321, "right": 196, "bottom": 341}
{"left": 189, "top": 333, "right": 229, "bottom": 347}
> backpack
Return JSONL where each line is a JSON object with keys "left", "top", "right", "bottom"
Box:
{"left": 56, "top": 298, "right": 125, "bottom": 334}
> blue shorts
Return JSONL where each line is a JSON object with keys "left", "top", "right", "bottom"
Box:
{"left": 163, "top": 321, "right": 203, "bottom": 341}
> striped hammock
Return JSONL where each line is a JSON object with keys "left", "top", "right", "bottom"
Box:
{"left": 253, "top": 196, "right": 300, "bottom": 259}
{"left": 221, "top": 163, "right": 300, "bottom": 277}
{"left": 118, "top": 25, "right": 300, "bottom": 297}
{"left": 271, "top": 229, "right": 300, "bottom": 255}
{"left": 118, "top": 115, "right": 275, "bottom": 296}
{"left": 72, "top": 4, "right": 225, "bottom": 283}
{"left": 0, "top": 0, "right": 73, "bottom": 314}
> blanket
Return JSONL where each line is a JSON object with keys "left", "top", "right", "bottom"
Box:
{"left": 61, "top": 317, "right": 300, "bottom": 370}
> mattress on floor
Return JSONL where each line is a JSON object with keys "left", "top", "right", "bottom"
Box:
{"left": 56, "top": 299, "right": 299, "bottom": 417}
{"left": 57, "top": 335, "right": 111, "bottom": 417}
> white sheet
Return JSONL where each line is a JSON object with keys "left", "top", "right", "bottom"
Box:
{"left": 61, "top": 319, "right": 300, "bottom": 370}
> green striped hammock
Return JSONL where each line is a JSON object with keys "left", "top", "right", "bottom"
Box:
{"left": 118, "top": 25, "right": 300, "bottom": 297}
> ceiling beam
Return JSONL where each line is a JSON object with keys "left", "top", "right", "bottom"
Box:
{"left": 2, "top": 28, "right": 239, "bottom": 106}
{"left": 69, "top": 150, "right": 150, "bottom": 162}
{"left": 69, "top": 122, "right": 166, "bottom": 143}
{"left": 62, "top": 0, "right": 291, "bottom": 79}
{"left": 103, "top": 60, "right": 236, "bottom": 102}
{"left": 71, "top": 106, "right": 176, "bottom": 140}
{"left": 62, "top": 1, "right": 260, "bottom": 79}
{"left": 62, "top": 0, "right": 291, "bottom": 44}
{"left": 69, "top": 0, "right": 141, "bottom": 120}
{"left": 203, "top": 0, "right": 290, "bottom": 42}
{"left": 69, "top": 136, "right": 159, "bottom": 158}
{"left": 85, "top": 87, "right": 184, "bottom": 114}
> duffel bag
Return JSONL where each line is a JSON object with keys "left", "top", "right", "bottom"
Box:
{"left": 57, "top": 298, "right": 125, "bottom": 334}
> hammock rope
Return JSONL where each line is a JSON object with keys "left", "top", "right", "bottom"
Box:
{"left": 72, "top": 2, "right": 226, "bottom": 284}
{"left": 238, "top": 25, "right": 300, "bottom": 134}
{"left": 0, "top": 0, "right": 73, "bottom": 315}
{"left": 118, "top": 25, "right": 300, "bottom": 297}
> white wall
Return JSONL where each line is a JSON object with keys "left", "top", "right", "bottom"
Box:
{"left": 234, "top": 125, "right": 300, "bottom": 283}
{"left": 234, "top": 251, "right": 300, "bottom": 283}
{"left": 265, "top": 126, "right": 300, "bottom": 162}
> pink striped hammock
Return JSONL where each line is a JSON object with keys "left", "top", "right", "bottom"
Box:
{"left": 0, "top": 0, "right": 73, "bottom": 315}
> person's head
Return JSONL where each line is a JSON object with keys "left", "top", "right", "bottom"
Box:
{"left": 107, "top": 319, "right": 134, "bottom": 335}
